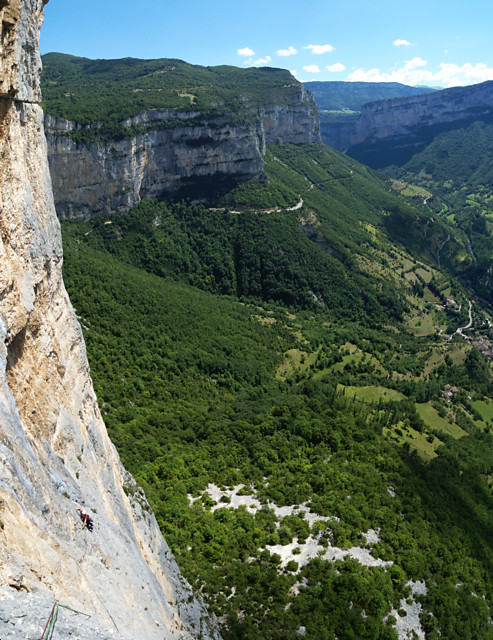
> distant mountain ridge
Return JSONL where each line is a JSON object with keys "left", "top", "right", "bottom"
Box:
{"left": 304, "top": 81, "right": 434, "bottom": 150}
{"left": 303, "top": 80, "right": 433, "bottom": 112}
{"left": 347, "top": 80, "right": 493, "bottom": 167}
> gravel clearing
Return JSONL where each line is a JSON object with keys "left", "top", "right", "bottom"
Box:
{"left": 362, "top": 528, "right": 380, "bottom": 544}
{"left": 265, "top": 536, "right": 391, "bottom": 571}
{"left": 188, "top": 483, "right": 339, "bottom": 524}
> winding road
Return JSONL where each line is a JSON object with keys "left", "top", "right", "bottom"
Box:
{"left": 456, "top": 300, "right": 473, "bottom": 336}
{"left": 436, "top": 234, "right": 450, "bottom": 269}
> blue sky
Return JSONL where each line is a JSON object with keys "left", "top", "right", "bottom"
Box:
{"left": 40, "top": 0, "right": 493, "bottom": 87}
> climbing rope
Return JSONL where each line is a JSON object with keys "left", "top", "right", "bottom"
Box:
{"left": 40, "top": 603, "right": 58, "bottom": 640}
{"left": 58, "top": 603, "right": 92, "bottom": 617}
{"left": 39, "top": 601, "right": 91, "bottom": 640}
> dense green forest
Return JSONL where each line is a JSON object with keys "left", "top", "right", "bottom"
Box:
{"left": 41, "top": 52, "right": 304, "bottom": 127}
{"left": 61, "top": 142, "right": 493, "bottom": 639}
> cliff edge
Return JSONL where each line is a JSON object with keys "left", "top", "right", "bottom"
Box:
{"left": 346, "top": 80, "right": 493, "bottom": 168}
{"left": 0, "top": 2, "right": 221, "bottom": 638}
{"left": 41, "top": 55, "right": 321, "bottom": 219}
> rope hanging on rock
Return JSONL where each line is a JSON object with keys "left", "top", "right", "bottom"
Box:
{"left": 39, "top": 601, "right": 91, "bottom": 640}
{"left": 40, "top": 603, "right": 58, "bottom": 640}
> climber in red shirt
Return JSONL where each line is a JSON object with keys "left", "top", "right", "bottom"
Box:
{"left": 76, "top": 508, "right": 94, "bottom": 531}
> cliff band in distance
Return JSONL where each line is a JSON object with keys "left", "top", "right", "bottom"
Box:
{"left": 42, "top": 62, "right": 320, "bottom": 220}
{"left": 0, "top": 1, "right": 221, "bottom": 638}
{"left": 345, "top": 80, "right": 493, "bottom": 168}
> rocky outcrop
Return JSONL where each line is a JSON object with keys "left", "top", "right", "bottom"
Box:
{"left": 345, "top": 81, "right": 493, "bottom": 168}
{"left": 45, "top": 88, "right": 320, "bottom": 219}
{"left": 0, "top": 2, "right": 221, "bottom": 639}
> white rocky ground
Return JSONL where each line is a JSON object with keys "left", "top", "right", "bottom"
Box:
{"left": 189, "top": 482, "right": 339, "bottom": 523}
{"left": 189, "top": 484, "right": 433, "bottom": 640}
{"left": 189, "top": 484, "right": 390, "bottom": 572}
{"left": 389, "top": 580, "right": 428, "bottom": 640}
{"left": 264, "top": 535, "right": 390, "bottom": 570}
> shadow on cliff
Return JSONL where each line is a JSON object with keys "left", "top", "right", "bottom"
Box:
{"left": 158, "top": 172, "right": 266, "bottom": 204}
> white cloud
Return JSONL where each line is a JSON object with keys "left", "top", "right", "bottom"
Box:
{"left": 238, "top": 47, "right": 254, "bottom": 57}
{"left": 277, "top": 46, "right": 297, "bottom": 57}
{"left": 347, "top": 58, "right": 493, "bottom": 87}
{"left": 290, "top": 70, "right": 298, "bottom": 77}
{"left": 405, "top": 56, "right": 427, "bottom": 70}
{"left": 326, "top": 63, "right": 346, "bottom": 73}
{"left": 304, "top": 44, "right": 334, "bottom": 55}
{"left": 394, "top": 39, "right": 411, "bottom": 47}
{"left": 303, "top": 64, "right": 321, "bottom": 73}
{"left": 253, "top": 55, "right": 272, "bottom": 66}
{"left": 436, "top": 62, "right": 493, "bottom": 86}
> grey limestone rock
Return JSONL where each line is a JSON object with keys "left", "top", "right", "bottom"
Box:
{"left": 0, "top": 2, "right": 221, "bottom": 639}
{"left": 45, "top": 86, "right": 321, "bottom": 219}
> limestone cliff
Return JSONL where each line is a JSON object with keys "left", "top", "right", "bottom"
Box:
{"left": 45, "top": 89, "right": 320, "bottom": 219}
{"left": 0, "top": 2, "right": 221, "bottom": 639}
{"left": 345, "top": 80, "right": 493, "bottom": 168}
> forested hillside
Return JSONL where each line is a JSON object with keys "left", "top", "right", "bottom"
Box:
{"left": 385, "top": 120, "right": 493, "bottom": 306}
{"left": 61, "top": 142, "right": 493, "bottom": 640}
{"left": 41, "top": 53, "right": 303, "bottom": 124}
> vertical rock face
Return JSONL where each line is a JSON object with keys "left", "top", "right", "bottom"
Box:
{"left": 45, "top": 111, "right": 267, "bottom": 219}
{"left": 0, "top": 2, "right": 221, "bottom": 639}
{"left": 351, "top": 81, "right": 493, "bottom": 145}
{"left": 45, "top": 86, "right": 321, "bottom": 220}
{"left": 345, "top": 81, "right": 493, "bottom": 168}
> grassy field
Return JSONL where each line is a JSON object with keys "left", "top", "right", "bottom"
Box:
{"left": 329, "top": 343, "right": 386, "bottom": 375}
{"left": 277, "top": 348, "right": 318, "bottom": 379}
{"left": 385, "top": 424, "right": 443, "bottom": 461}
{"left": 405, "top": 310, "right": 436, "bottom": 337}
{"left": 473, "top": 399, "right": 493, "bottom": 423}
{"left": 423, "top": 349, "right": 445, "bottom": 376}
{"left": 404, "top": 271, "right": 419, "bottom": 284}
{"left": 416, "top": 402, "right": 467, "bottom": 438}
{"left": 337, "top": 384, "right": 405, "bottom": 403}
{"left": 423, "top": 287, "right": 441, "bottom": 304}
{"left": 449, "top": 346, "right": 467, "bottom": 365}
{"left": 416, "top": 267, "right": 433, "bottom": 283}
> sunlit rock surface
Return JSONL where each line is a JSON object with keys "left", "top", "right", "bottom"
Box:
{"left": 0, "top": 2, "right": 221, "bottom": 638}
{"left": 45, "top": 89, "right": 321, "bottom": 219}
